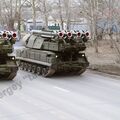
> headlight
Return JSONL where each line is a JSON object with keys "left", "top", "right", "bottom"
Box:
{"left": 82, "top": 54, "right": 85, "bottom": 57}
{"left": 12, "top": 57, "right": 15, "bottom": 60}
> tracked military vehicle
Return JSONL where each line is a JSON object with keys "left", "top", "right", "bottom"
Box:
{"left": 16, "top": 30, "right": 89, "bottom": 77}
{"left": 0, "top": 31, "right": 18, "bottom": 80}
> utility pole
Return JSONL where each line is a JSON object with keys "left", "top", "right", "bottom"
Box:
{"left": 31, "top": 0, "right": 36, "bottom": 29}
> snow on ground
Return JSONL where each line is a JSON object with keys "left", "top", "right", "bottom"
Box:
{"left": 0, "top": 70, "right": 120, "bottom": 120}
{"left": 86, "top": 40, "right": 120, "bottom": 75}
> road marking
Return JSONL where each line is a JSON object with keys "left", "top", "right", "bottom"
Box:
{"left": 54, "top": 86, "right": 70, "bottom": 93}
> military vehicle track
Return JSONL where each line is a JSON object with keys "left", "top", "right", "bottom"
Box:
{"left": 18, "top": 61, "right": 55, "bottom": 77}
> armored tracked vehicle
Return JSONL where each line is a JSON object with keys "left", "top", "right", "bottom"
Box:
{"left": 16, "top": 30, "right": 89, "bottom": 77}
{"left": 0, "top": 31, "right": 18, "bottom": 80}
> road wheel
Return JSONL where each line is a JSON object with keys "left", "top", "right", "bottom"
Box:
{"left": 17, "top": 60, "right": 20, "bottom": 67}
{"left": 41, "top": 67, "right": 49, "bottom": 77}
{"left": 20, "top": 62, "right": 24, "bottom": 70}
{"left": 28, "top": 64, "right": 32, "bottom": 72}
{"left": 36, "top": 66, "right": 41, "bottom": 75}
{"left": 32, "top": 65, "right": 36, "bottom": 73}
{"left": 24, "top": 63, "right": 28, "bottom": 71}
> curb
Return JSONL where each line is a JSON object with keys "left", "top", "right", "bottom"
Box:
{"left": 88, "top": 64, "right": 120, "bottom": 76}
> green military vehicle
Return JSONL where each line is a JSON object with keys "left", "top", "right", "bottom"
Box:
{"left": 0, "top": 31, "right": 18, "bottom": 80}
{"left": 16, "top": 30, "right": 89, "bottom": 77}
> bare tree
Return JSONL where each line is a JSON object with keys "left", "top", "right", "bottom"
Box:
{"left": 91, "top": 0, "right": 99, "bottom": 53}
{"left": 58, "top": 0, "right": 64, "bottom": 30}
{"left": 31, "top": 0, "right": 36, "bottom": 29}
{"left": 64, "top": 0, "right": 71, "bottom": 30}
{"left": 108, "top": 0, "right": 120, "bottom": 62}
{"left": 0, "top": 0, "right": 18, "bottom": 30}
{"left": 17, "top": 0, "right": 21, "bottom": 40}
{"left": 36, "top": 0, "right": 52, "bottom": 29}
